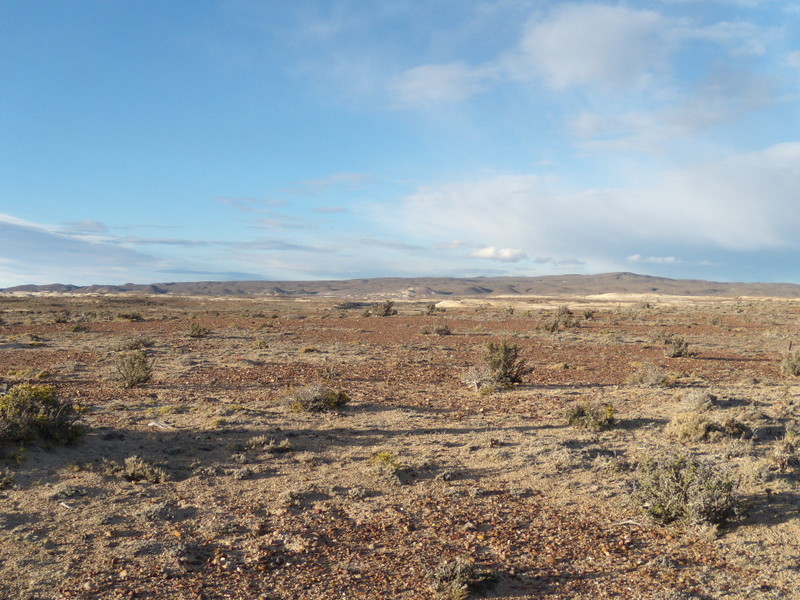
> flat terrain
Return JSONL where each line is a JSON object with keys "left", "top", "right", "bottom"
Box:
{"left": 1, "top": 292, "right": 800, "bottom": 599}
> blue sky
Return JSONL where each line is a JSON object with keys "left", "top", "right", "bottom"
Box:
{"left": 2, "top": 0, "right": 800, "bottom": 287}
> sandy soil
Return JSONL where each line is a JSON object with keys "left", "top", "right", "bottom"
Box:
{"left": 1, "top": 293, "right": 799, "bottom": 599}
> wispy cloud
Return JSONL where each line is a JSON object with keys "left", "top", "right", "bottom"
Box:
{"left": 471, "top": 246, "right": 528, "bottom": 262}
{"left": 390, "top": 62, "right": 493, "bottom": 108}
{"left": 390, "top": 142, "right": 800, "bottom": 272}
{"left": 0, "top": 215, "right": 166, "bottom": 286}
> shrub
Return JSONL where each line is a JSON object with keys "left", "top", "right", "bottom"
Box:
{"left": 374, "top": 300, "right": 398, "bottom": 317}
{"left": 433, "top": 323, "right": 452, "bottom": 336}
{"left": 666, "top": 413, "right": 752, "bottom": 443}
{"left": 116, "top": 336, "right": 154, "bottom": 351}
{"left": 116, "top": 350, "right": 154, "bottom": 388}
{"left": 0, "top": 384, "right": 82, "bottom": 445}
{"left": 187, "top": 323, "right": 211, "bottom": 338}
{"left": 664, "top": 335, "right": 690, "bottom": 358}
{"left": 483, "top": 341, "right": 530, "bottom": 385}
{"left": 113, "top": 456, "right": 169, "bottom": 483}
{"left": 626, "top": 364, "right": 670, "bottom": 387}
{"left": 781, "top": 352, "right": 800, "bottom": 377}
{"left": 283, "top": 384, "right": 350, "bottom": 413}
{"left": 632, "top": 453, "right": 739, "bottom": 525}
{"left": 430, "top": 558, "right": 495, "bottom": 600}
{"left": 425, "top": 303, "right": 443, "bottom": 316}
{"left": 565, "top": 402, "right": 615, "bottom": 431}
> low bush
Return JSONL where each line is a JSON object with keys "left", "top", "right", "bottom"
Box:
{"left": 781, "top": 351, "right": 800, "bottom": 377}
{"left": 283, "top": 384, "right": 350, "bottom": 413}
{"left": 483, "top": 341, "right": 530, "bottom": 385}
{"left": 666, "top": 412, "right": 752, "bottom": 443}
{"left": 664, "top": 335, "right": 690, "bottom": 358}
{"left": 187, "top": 323, "right": 211, "bottom": 338}
{"left": 430, "top": 558, "right": 495, "bottom": 600}
{"left": 626, "top": 364, "right": 670, "bottom": 387}
{"left": 632, "top": 453, "right": 739, "bottom": 525}
{"left": 108, "top": 456, "right": 170, "bottom": 483}
{"left": 0, "top": 384, "right": 82, "bottom": 445}
{"left": 374, "top": 300, "right": 398, "bottom": 317}
{"left": 116, "top": 350, "right": 154, "bottom": 388}
{"left": 565, "top": 402, "right": 615, "bottom": 431}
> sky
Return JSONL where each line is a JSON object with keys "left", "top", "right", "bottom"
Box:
{"left": 2, "top": 0, "right": 800, "bottom": 287}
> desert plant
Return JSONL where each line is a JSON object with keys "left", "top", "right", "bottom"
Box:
{"left": 374, "top": 300, "right": 398, "bottom": 317}
{"left": 781, "top": 351, "right": 800, "bottom": 377}
{"left": 370, "top": 450, "right": 403, "bottom": 472}
{"left": 666, "top": 412, "right": 752, "bottom": 443}
{"left": 116, "top": 336, "right": 154, "bottom": 351}
{"left": 433, "top": 323, "right": 452, "bottom": 336}
{"left": 683, "top": 389, "right": 717, "bottom": 412}
{"left": 116, "top": 350, "right": 154, "bottom": 388}
{"left": 425, "top": 303, "right": 443, "bottom": 316}
{"left": 187, "top": 323, "right": 211, "bottom": 338}
{"left": 632, "top": 453, "right": 739, "bottom": 525}
{"left": 283, "top": 384, "right": 350, "bottom": 413}
{"left": 430, "top": 558, "right": 495, "bottom": 600}
{"left": 0, "top": 384, "right": 82, "bottom": 445}
{"left": 626, "top": 363, "right": 670, "bottom": 387}
{"left": 483, "top": 341, "right": 530, "bottom": 385}
{"left": 565, "top": 402, "right": 615, "bottom": 431}
{"left": 0, "top": 468, "right": 13, "bottom": 488}
{"left": 117, "top": 456, "right": 169, "bottom": 483}
{"left": 664, "top": 335, "right": 690, "bottom": 358}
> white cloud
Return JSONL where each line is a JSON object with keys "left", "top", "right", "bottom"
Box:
{"left": 508, "top": 4, "right": 673, "bottom": 90}
{"left": 392, "top": 142, "right": 800, "bottom": 270}
{"left": 628, "top": 254, "right": 680, "bottom": 264}
{"left": 0, "top": 215, "right": 166, "bottom": 287}
{"left": 390, "top": 62, "right": 491, "bottom": 108}
{"left": 471, "top": 246, "right": 527, "bottom": 262}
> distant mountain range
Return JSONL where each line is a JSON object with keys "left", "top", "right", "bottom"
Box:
{"left": 3, "top": 272, "right": 800, "bottom": 298}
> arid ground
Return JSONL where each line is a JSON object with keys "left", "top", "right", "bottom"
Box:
{"left": 1, "top": 291, "right": 799, "bottom": 599}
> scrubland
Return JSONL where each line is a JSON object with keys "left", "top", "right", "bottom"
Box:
{"left": 1, "top": 292, "right": 799, "bottom": 599}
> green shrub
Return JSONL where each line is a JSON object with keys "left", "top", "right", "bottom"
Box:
{"left": 283, "top": 384, "right": 350, "bottom": 413}
{"left": 632, "top": 453, "right": 739, "bottom": 525}
{"left": 116, "top": 350, "right": 154, "bottom": 388}
{"left": 483, "top": 341, "right": 530, "bottom": 385}
{"left": 0, "top": 384, "right": 82, "bottom": 445}
{"left": 187, "top": 323, "right": 211, "bottom": 338}
{"left": 565, "top": 402, "right": 615, "bottom": 431}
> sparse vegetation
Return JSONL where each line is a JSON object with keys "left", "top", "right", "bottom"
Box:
{"left": 664, "top": 335, "right": 690, "bottom": 358}
{"left": 0, "top": 384, "right": 82, "bottom": 445}
{"left": 187, "top": 323, "right": 211, "bottom": 338}
{"left": 565, "top": 402, "right": 616, "bottom": 431}
{"left": 430, "top": 558, "right": 496, "bottom": 600}
{"left": 482, "top": 341, "right": 530, "bottom": 385}
{"left": 666, "top": 410, "right": 752, "bottom": 443}
{"left": 283, "top": 384, "right": 350, "bottom": 413}
{"left": 116, "top": 350, "right": 154, "bottom": 388}
{"left": 632, "top": 453, "right": 739, "bottom": 526}
{"left": 626, "top": 363, "right": 670, "bottom": 387}
{"left": 114, "top": 456, "right": 170, "bottom": 483}
{"left": 781, "top": 351, "right": 800, "bottom": 376}
{"left": 374, "top": 300, "right": 398, "bottom": 317}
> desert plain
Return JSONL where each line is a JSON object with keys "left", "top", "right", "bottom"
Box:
{"left": 1, "top": 281, "right": 800, "bottom": 599}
